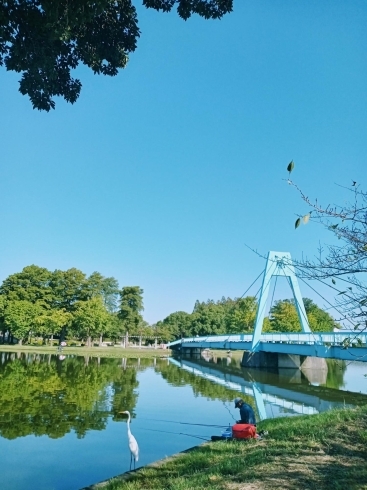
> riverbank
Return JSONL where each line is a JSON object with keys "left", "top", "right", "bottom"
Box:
{"left": 0, "top": 344, "right": 171, "bottom": 358}
{"left": 91, "top": 405, "right": 367, "bottom": 490}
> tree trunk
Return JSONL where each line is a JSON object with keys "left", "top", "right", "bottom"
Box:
{"left": 139, "top": 335, "right": 142, "bottom": 348}
{"left": 99, "top": 334, "right": 103, "bottom": 346}
{"left": 60, "top": 326, "right": 66, "bottom": 343}
{"left": 50, "top": 334, "right": 54, "bottom": 346}
{"left": 154, "top": 338, "right": 157, "bottom": 350}
{"left": 18, "top": 339, "right": 23, "bottom": 345}
{"left": 87, "top": 336, "right": 92, "bottom": 347}
{"left": 125, "top": 331, "right": 129, "bottom": 348}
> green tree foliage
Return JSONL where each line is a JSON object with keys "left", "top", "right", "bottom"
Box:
{"left": 155, "top": 296, "right": 260, "bottom": 341}
{"left": 84, "top": 272, "right": 119, "bottom": 312}
{"left": 37, "top": 309, "right": 72, "bottom": 344}
{"left": 228, "top": 296, "right": 258, "bottom": 333}
{"left": 0, "top": 1, "right": 232, "bottom": 110}
{"left": 155, "top": 296, "right": 337, "bottom": 340}
{"left": 72, "top": 297, "right": 112, "bottom": 346}
{"left": 268, "top": 299, "right": 302, "bottom": 333}
{"left": 303, "top": 298, "right": 339, "bottom": 332}
{"left": 268, "top": 298, "right": 338, "bottom": 333}
{"left": 155, "top": 311, "right": 192, "bottom": 342}
{"left": 4, "top": 300, "right": 43, "bottom": 344}
{"left": 0, "top": 265, "right": 132, "bottom": 345}
{"left": 0, "top": 265, "right": 53, "bottom": 307}
{"left": 0, "top": 295, "right": 6, "bottom": 334}
{"left": 49, "top": 268, "right": 87, "bottom": 312}
{"left": 118, "top": 286, "right": 144, "bottom": 336}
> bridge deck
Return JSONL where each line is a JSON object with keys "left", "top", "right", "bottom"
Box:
{"left": 167, "top": 332, "right": 367, "bottom": 362}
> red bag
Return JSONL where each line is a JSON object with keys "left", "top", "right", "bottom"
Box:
{"left": 232, "top": 423, "right": 257, "bottom": 439}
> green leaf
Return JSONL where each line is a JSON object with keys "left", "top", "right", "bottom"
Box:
{"left": 332, "top": 279, "right": 336, "bottom": 285}
{"left": 353, "top": 324, "right": 361, "bottom": 330}
{"left": 295, "top": 218, "right": 301, "bottom": 229}
{"left": 287, "top": 160, "right": 294, "bottom": 173}
{"left": 337, "top": 291, "right": 346, "bottom": 295}
{"left": 302, "top": 214, "right": 310, "bottom": 224}
{"left": 330, "top": 224, "right": 339, "bottom": 229}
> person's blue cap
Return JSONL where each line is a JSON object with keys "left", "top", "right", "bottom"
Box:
{"left": 234, "top": 397, "right": 242, "bottom": 408}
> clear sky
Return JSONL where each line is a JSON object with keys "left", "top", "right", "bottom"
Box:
{"left": 1, "top": 0, "right": 366, "bottom": 324}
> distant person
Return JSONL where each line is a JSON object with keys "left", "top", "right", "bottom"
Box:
{"left": 58, "top": 341, "right": 67, "bottom": 352}
{"left": 234, "top": 397, "right": 256, "bottom": 425}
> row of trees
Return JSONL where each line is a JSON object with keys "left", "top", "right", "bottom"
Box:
{"left": 154, "top": 296, "right": 338, "bottom": 343}
{"left": 0, "top": 264, "right": 338, "bottom": 346}
{"left": 0, "top": 265, "right": 147, "bottom": 346}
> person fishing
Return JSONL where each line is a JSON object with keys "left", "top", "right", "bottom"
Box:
{"left": 234, "top": 397, "right": 256, "bottom": 425}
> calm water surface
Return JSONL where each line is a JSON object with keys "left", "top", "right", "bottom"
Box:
{"left": 0, "top": 351, "right": 367, "bottom": 490}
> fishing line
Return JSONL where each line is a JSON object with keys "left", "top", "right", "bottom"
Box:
{"left": 144, "top": 427, "right": 210, "bottom": 441}
{"left": 141, "top": 418, "right": 228, "bottom": 428}
{"left": 222, "top": 401, "right": 237, "bottom": 423}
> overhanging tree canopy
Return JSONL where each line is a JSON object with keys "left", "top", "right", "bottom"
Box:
{"left": 0, "top": 0, "right": 233, "bottom": 111}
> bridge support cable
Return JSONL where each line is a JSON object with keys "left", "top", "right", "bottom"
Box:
{"left": 284, "top": 260, "right": 360, "bottom": 331}
{"left": 237, "top": 270, "right": 264, "bottom": 301}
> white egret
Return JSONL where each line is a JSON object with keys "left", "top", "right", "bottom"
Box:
{"left": 120, "top": 411, "right": 139, "bottom": 470}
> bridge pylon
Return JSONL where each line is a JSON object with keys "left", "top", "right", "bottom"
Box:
{"left": 251, "top": 251, "right": 310, "bottom": 351}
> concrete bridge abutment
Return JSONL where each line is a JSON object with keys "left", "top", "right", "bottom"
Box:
{"left": 241, "top": 351, "right": 327, "bottom": 380}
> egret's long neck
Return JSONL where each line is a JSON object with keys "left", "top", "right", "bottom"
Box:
{"left": 127, "top": 413, "right": 131, "bottom": 432}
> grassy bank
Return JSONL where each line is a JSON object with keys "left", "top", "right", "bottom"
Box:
{"left": 96, "top": 406, "right": 367, "bottom": 490}
{"left": 0, "top": 344, "right": 171, "bottom": 358}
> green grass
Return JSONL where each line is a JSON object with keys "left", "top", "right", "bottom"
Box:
{"left": 92, "top": 406, "right": 367, "bottom": 490}
{"left": 0, "top": 344, "right": 171, "bottom": 358}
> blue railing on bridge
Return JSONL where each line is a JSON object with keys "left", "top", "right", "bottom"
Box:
{"left": 168, "top": 332, "right": 367, "bottom": 346}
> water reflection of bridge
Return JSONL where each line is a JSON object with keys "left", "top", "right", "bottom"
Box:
{"left": 168, "top": 356, "right": 367, "bottom": 420}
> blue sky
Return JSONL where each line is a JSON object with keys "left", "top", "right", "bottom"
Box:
{"left": 1, "top": 0, "right": 366, "bottom": 323}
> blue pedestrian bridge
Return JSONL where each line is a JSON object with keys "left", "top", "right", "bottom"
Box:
{"left": 167, "top": 251, "right": 367, "bottom": 364}
{"left": 167, "top": 332, "right": 367, "bottom": 363}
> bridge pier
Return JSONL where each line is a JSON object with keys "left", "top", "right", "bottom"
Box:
{"left": 181, "top": 347, "right": 202, "bottom": 358}
{"left": 241, "top": 351, "right": 327, "bottom": 379}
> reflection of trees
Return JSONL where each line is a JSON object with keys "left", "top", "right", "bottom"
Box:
{"left": 155, "top": 362, "right": 255, "bottom": 409}
{"left": 325, "top": 359, "right": 346, "bottom": 390}
{"left": 0, "top": 353, "right": 141, "bottom": 440}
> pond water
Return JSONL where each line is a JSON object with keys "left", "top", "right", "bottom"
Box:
{"left": 0, "top": 350, "right": 367, "bottom": 490}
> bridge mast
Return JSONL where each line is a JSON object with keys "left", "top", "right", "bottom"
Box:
{"left": 251, "top": 251, "right": 310, "bottom": 351}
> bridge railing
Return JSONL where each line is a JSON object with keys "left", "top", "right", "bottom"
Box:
{"left": 167, "top": 332, "right": 367, "bottom": 347}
